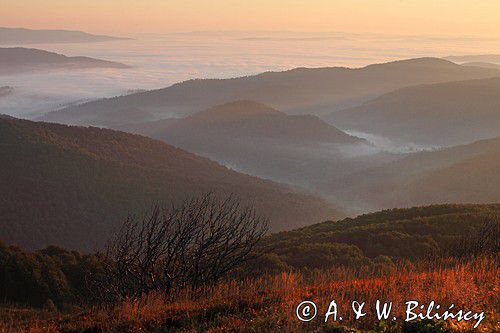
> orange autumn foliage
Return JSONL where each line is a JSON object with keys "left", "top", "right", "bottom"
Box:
{"left": 1, "top": 256, "right": 498, "bottom": 332}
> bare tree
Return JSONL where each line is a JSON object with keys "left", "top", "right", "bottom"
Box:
{"left": 446, "top": 218, "right": 499, "bottom": 258}
{"left": 93, "top": 194, "right": 268, "bottom": 301}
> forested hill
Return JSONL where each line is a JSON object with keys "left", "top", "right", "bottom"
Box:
{"left": 258, "top": 204, "right": 499, "bottom": 271}
{"left": 0, "top": 117, "right": 338, "bottom": 250}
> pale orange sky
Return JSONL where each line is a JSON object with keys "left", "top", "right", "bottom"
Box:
{"left": 2, "top": 0, "right": 500, "bottom": 37}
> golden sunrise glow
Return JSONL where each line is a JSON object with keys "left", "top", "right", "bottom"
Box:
{"left": 2, "top": 0, "right": 500, "bottom": 37}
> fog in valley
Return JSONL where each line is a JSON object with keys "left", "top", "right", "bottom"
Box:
{"left": 1, "top": 28, "right": 500, "bottom": 225}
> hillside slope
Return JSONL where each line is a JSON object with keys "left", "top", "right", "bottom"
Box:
{"left": 120, "top": 101, "right": 359, "bottom": 143}
{"left": 444, "top": 54, "right": 500, "bottom": 64}
{"left": 261, "top": 204, "right": 499, "bottom": 270}
{"left": 462, "top": 62, "right": 500, "bottom": 70}
{"left": 0, "top": 203, "right": 497, "bottom": 312}
{"left": 327, "top": 78, "right": 500, "bottom": 146}
{"left": 321, "top": 137, "right": 500, "bottom": 212}
{"left": 118, "top": 101, "right": 370, "bottom": 189}
{"left": 0, "top": 117, "right": 338, "bottom": 250}
{"left": 405, "top": 152, "right": 500, "bottom": 204}
{"left": 41, "top": 57, "right": 500, "bottom": 126}
{"left": 0, "top": 47, "right": 129, "bottom": 74}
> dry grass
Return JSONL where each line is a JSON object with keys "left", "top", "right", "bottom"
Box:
{"left": 1, "top": 256, "right": 498, "bottom": 333}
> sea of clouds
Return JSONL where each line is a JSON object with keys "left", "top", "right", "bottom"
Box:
{"left": 1, "top": 31, "right": 499, "bottom": 157}
{"left": 2, "top": 31, "right": 499, "bottom": 119}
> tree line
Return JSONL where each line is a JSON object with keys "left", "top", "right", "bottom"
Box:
{"left": 0, "top": 198, "right": 498, "bottom": 309}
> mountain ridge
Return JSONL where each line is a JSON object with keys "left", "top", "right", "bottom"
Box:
{"left": 327, "top": 77, "right": 500, "bottom": 146}
{"left": 0, "top": 27, "right": 129, "bottom": 44}
{"left": 0, "top": 116, "right": 339, "bottom": 250}
{"left": 136, "top": 100, "right": 361, "bottom": 143}
{"left": 40, "top": 57, "right": 500, "bottom": 126}
{"left": 117, "top": 101, "right": 365, "bottom": 189}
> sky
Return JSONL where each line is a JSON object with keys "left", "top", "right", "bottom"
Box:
{"left": 2, "top": 0, "right": 500, "bottom": 37}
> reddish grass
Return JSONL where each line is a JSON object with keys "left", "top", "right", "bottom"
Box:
{"left": 1, "top": 256, "right": 498, "bottom": 332}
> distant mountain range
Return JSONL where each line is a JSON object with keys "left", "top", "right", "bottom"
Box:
{"left": 0, "top": 27, "right": 129, "bottom": 44}
{"left": 117, "top": 101, "right": 368, "bottom": 188}
{"left": 462, "top": 62, "right": 500, "bottom": 70}
{"left": 327, "top": 78, "right": 500, "bottom": 146}
{"left": 444, "top": 54, "right": 500, "bottom": 64}
{"left": 40, "top": 57, "right": 500, "bottom": 126}
{"left": 0, "top": 47, "right": 129, "bottom": 74}
{"left": 3, "top": 55, "right": 498, "bottom": 248}
{"left": 0, "top": 116, "right": 338, "bottom": 250}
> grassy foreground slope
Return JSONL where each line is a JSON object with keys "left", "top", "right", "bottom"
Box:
{"left": 1, "top": 204, "right": 497, "bottom": 310}
{"left": 0, "top": 117, "right": 337, "bottom": 250}
{"left": 2, "top": 258, "right": 497, "bottom": 332}
{"left": 1, "top": 202, "right": 498, "bottom": 332}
